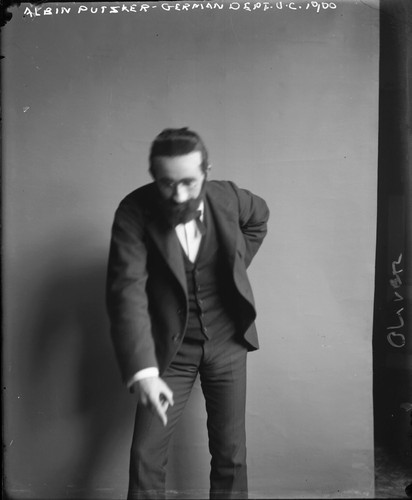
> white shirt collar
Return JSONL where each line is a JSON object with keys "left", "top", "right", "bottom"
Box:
{"left": 197, "top": 200, "right": 205, "bottom": 221}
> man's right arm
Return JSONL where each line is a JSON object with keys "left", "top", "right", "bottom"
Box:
{"left": 107, "top": 200, "right": 174, "bottom": 425}
{"left": 106, "top": 200, "right": 158, "bottom": 381}
{"left": 127, "top": 367, "right": 160, "bottom": 389}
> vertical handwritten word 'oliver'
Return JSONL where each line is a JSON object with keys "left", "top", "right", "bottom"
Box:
{"left": 387, "top": 253, "right": 406, "bottom": 348}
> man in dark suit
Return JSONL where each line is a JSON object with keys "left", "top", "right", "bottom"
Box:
{"left": 106, "top": 128, "right": 269, "bottom": 499}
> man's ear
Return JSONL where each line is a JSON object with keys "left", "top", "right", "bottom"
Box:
{"left": 205, "top": 164, "right": 212, "bottom": 178}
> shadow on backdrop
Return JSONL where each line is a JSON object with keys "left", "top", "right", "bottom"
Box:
{"left": 22, "top": 256, "right": 134, "bottom": 497}
{"left": 10, "top": 242, "right": 209, "bottom": 499}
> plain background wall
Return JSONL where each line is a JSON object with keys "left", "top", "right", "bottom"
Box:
{"left": 3, "top": 1, "right": 379, "bottom": 498}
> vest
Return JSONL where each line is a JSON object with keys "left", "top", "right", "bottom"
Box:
{"left": 182, "top": 200, "right": 237, "bottom": 343}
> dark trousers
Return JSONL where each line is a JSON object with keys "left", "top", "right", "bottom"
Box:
{"left": 128, "top": 334, "right": 248, "bottom": 500}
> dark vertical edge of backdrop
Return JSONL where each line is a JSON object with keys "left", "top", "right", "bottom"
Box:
{"left": 373, "top": 0, "right": 412, "bottom": 470}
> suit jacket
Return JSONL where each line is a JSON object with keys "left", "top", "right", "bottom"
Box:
{"left": 106, "top": 180, "right": 269, "bottom": 383}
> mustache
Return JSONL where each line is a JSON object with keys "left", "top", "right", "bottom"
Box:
{"left": 156, "top": 179, "right": 206, "bottom": 227}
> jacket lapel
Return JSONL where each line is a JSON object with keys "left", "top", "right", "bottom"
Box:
{"left": 206, "top": 182, "right": 256, "bottom": 309}
{"left": 205, "top": 183, "right": 239, "bottom": 268}
{"left": 145, "top": 182, "right": 239, "bottom": 296}
{"left": 146, "top": 219, "right": 188, "bottom": 295}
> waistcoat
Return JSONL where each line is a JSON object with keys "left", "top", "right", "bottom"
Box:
{"left": 183, "top": 200, "right": 237, "bottom": 342}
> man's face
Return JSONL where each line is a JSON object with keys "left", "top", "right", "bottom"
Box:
{"left": 151, "top": 151, "right": 206, "bottom": 204}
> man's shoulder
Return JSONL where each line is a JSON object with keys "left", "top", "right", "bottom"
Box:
{"left": 113, "top": 183, "right": 159, "bottom": 223}
{"left": 118, "top": 183, "right": 156, "bottom": 208}
{"left": 207, "top": 180, "right": 269, "bottom": 217}
{"left": 206, "top": 180, "right": 255, "bottom": 206}
{"left": 206, "top": 180, "right": 239, "bottom": 197}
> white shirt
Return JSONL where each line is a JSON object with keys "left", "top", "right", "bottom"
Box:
{"left": 174, "top": 201, "right": 204, "bottom": 263}
{"left": 127, "top": 202, "right": 205, "bottom": 388}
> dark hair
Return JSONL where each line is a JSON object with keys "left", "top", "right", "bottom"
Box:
{"left": 149, "top": 127, "right": 209, "bottom": 174}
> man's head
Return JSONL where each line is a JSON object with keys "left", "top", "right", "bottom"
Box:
{"left": 149, "top": 127, "right": 209, "bottom": 175}
{"left": 149, "top": 128, "right": 211, "bottom": 226}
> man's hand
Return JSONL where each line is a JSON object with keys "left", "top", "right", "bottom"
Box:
{"left": 134, "top": 376, "right": 174, "bottom": 426}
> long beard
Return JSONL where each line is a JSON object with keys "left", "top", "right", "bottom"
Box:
{"left": 156, "top": 179, "right": 207, "bottom": 228}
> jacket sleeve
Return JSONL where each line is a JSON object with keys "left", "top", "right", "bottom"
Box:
{"left": 229, "top": 182, "right": 270, "bottom": 268}
{"left": 106, "top": 199, "right": 158, "bottom": 384}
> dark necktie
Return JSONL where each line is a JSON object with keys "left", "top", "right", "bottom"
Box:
{"left": 195, "top": 210, "right": 207, "bottom": 236}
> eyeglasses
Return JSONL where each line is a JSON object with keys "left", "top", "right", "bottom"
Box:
{"left": 156, "top": 178, "right": 200, "bottom": 191}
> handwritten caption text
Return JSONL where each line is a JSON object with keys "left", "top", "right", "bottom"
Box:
{"left": 23, "top": 2, "right": 338, "bottom": 18}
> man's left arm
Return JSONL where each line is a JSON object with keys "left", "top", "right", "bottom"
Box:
{"left": 233, "top": 183, "right": 270, "bottom": 267}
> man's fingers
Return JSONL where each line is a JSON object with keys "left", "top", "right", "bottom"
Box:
{"left": 160, "top": 388, "right": 174, "bottom": 407}
{"left": 135, "top": 377, "right": 174, "bottom": 426}
{"left": 159, "top": 395, "right": 170, "bottom": 411}
{"left": 151, "top": 398, "right": 168, "bottom": 426}
{"left": 140, "top": 392, "right": 147, "bottom": 406}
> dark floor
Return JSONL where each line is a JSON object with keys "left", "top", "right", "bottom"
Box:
{"left": 375, "top": 447, "right": 412, "bottom": 498}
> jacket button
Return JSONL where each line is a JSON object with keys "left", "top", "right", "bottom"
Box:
{"left": 172, "top": 334, "right": 180, "bottom": 343}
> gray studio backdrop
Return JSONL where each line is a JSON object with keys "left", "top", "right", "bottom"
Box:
{"left": 3, "top": 1, "right": 379, "bottom": 498}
